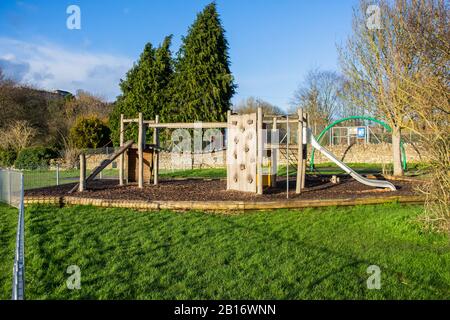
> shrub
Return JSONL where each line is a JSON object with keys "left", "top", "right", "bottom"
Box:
{"left": 0, "top": 147, "right": 17, "bottom": 167}
{"left": 69, "top": 116, "right": 111, "bottom": 149}
{"left": 14, "top": 147, "right": 57, "bottom": 170}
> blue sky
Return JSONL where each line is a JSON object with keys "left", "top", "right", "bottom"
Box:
{"left": 0, "top": 0, "right": 357, "bottom": 110}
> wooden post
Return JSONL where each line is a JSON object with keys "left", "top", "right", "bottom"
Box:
{"left": 296, "top": 108, "right": 304, "bottom": 194}
{"left": 257, "top": 107, "right": 263, "bottom": 195}
{"left": 79, "top": 153, "right": 86, "bottom": 192}
{"left": 271, "top": 117, "right": 278, "bottom": 187}
{"left": 138, "top": 112, "right": 144, "bottom": 189}
{"left": 302, "top": 112, "right": 309, "bottom": 189}
{"left": 119, "top": 114, "right": 125, "bottom": 186}
{"left": 153, "top": 115, "right": 159, "bottom": 185}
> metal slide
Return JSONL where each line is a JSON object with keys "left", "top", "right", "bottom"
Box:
{"left": 306, "top": 128, "right": 396, "bottom": 191}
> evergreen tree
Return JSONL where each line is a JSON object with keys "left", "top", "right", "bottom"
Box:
{"left": 170, "top": 2, "right": 236, "bottom": 122}
{"left": 110, "top": 36, "right": 174, "bottom": 144}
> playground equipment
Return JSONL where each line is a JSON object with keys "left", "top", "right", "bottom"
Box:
{"left": 226, "top": 108, "right": 309, "bottom": 194}
{"left": 306, "top": 129, "right": 396, "bottom": 191}
{"left": 310, "top": 116, "right": 407, "bottom": 171}
{"left": 73, "top": 109, "right": 396, "bottom": 194}
{"left": 227, "top": 109, "right": 396, "bottom": 194}
{"left": 69, "top": 140, "right": 134, "bottom": 193}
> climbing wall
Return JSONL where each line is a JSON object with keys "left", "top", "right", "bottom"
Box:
{"left": 227, "top": 113, "right": 257, "bottom": 193}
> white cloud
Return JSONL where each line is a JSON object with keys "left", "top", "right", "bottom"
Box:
{"left": 0, "top": 38, "right": 133, "bottom": 101}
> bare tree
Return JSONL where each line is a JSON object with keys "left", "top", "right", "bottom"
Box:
{"left": 393, "top": 0, "right": 449, "bottom": 233}
{"left": 291, "top": 69, "right": 344, "bottom": 134}
{"left": 342, "top": 0, "right": 448, "bottom": 230}
{"left": 0, "top": 120, "right": 38, "bottom": 153}
{"left": 338, "top": 0, "right": 421, "bottom": 176}
{"left": 234, "top": 96, "right": 283, "bottom": 115}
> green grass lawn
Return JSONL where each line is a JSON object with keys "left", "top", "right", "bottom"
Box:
{"left": 0, "top": 203, "right": 444, "bottom": 300}
{"left": 0, "top": 203, "right": 18, "bottom": 300}
{"left": 159, "top": 162, "right": 427, "bottom": 179}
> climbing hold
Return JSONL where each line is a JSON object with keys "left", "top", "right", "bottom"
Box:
{"left": 234, "top": 137, "right": 239, "bottom": 144}
{"left": 240, "top": 164, "right": 246, "bottom": 171}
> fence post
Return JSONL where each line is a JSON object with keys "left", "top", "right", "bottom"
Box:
{"left": 138, "top": 112, "right": 144, "bottom": 189}
{"left": 8, "top": 170, "right": 11, "bottom": 205}
{"left": 79, "top": 154, "right": 86, "bottom": 192}
{"left": 56, "top": 164, "right": 60, "bottom": 186}
{"left": 12, "top": 171, "right": 25, "bottom": 300}
{"left": 119, "top": 114, "right": 125, "bottom": 186}
{"left": 153, "top": 115, "right": 159, "bottom": 185}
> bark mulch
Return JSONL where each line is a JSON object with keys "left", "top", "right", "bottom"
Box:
{"left": 25, "top": 175, "right": 421, "bottom": 202}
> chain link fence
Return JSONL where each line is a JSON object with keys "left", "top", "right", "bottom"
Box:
{"left": 21, "top": 147, "right": 121, "bottom": 190}
{"left": 0, "top": 169, "right": 25, "bottom": 300}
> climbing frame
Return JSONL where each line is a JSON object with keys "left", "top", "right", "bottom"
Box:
{"left": 227, "top": 113, "right": 258, "bottom": 193}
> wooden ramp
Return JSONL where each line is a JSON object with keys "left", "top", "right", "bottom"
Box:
{"left": 69, "top": 140, "right": 134, "bottom": 194}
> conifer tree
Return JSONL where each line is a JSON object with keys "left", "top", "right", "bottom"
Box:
{"left": 170, "top": 2, "right": 236, "bottom": 122}
{"left": 110, "top": 36, "right": 174, "bottom": 143}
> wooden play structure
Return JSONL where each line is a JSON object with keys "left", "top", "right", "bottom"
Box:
{"left": 71, "top": 107, "right": 395, "bottom": 194}
{"left": 226, "top": 108, "right": 309, "bottom": 195}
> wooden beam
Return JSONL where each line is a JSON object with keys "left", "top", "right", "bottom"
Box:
{"left": 271, "top": 117, "right": 278, "bottom": 188}
{"left": 302, "top": 112, "right": 309, "bottom": 189}
{"left": 146, "top": 122, "right": 227, "bottom": 129}
{"left": 153, "top": 115, "right": 159, "bottom": 185}
{"left": 123, "top": 119, "right": 156, "bottom": 124}
{"left": 257, "top": 107, "right": 263, "bottom": 195}
{"left": 79, "top": 153, "right": 86, "bottom": 192}
{"left": 119, "top": 114, "right": 125, "bottom": 186}
{"left": 138, "top": 112, "right": 144, "bottom": 189}
{"left": 296, "top": 108, "right": 304, "bottom": 194}
{"left": 263, "top": 119, "right": 299, "bottom": 124}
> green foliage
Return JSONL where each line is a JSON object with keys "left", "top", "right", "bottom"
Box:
{"left": 110, "top": 3, "right": 236, "bottom": 145}
{"left": 69, "top": 116, "right": 111, "bottom": 149}
{"left": 0, "top": 147, "right": 17, "bottom": 167}
{"left": 14, "top": 147, "right": 57, "bottom": 170}
{"left": 110, "top": 36, "right": 174, "bottom": 144}
{"left": 170, "top": 2, "right": 236, "bottom": 122}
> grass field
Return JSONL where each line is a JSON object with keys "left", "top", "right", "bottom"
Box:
{"left": 0, "top": 203, "right": 17, "bottom": 300}
{"left": 0, "top": 203, "right": 448, "bottom": 299}
{"left": 153, "top": 162, "right": 428, "bottom": 179}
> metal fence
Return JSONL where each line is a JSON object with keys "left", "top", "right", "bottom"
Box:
{"left": 0, "top": 169, "right": 25, "bottom": 300}
{"left": 22, "top": 164, "right": 119, "bottom": 191}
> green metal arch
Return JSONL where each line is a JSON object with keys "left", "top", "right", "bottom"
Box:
{"left": 310, "top": 116, "right": 407, "bottom": 171}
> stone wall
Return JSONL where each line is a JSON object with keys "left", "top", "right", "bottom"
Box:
{"left": 307, "top": 143, "right": 427, "bottom": 165}
{"left": 84, "top": 143, "right": 427, "bottom": 171}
